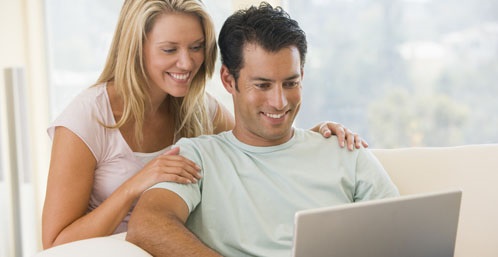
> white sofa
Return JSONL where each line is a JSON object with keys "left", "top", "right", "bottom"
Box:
{"left": 34, "top": 144, "right": 498, "bottom": 257}
{"left": 373, "top": 144, "right": 498, "bottom": 257}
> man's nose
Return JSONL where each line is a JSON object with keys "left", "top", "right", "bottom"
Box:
{"left": 268, "top": 85, "right": 288, "bottom": 110}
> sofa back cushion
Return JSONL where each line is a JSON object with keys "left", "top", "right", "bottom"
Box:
{"left": 372, "top": 144, "right": 498, "bottom": 257}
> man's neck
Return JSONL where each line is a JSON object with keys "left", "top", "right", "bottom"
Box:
{"left": 231, "top": 127, "right": 295, "bottom": 147}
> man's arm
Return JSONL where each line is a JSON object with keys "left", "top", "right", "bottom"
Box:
{"left": 354, "top": 148, "right": 400, "bottom": 201}
{"left": 126, "top": 188, "right": 221, "bottom": 257}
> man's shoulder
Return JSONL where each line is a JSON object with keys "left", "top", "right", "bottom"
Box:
{"left": 295, "top": 128, "right": 341, "bottom": 145}
{"left": 294, "top": 128, "right": 371, "bottom": 158}
{"left": 174, "top": 132, "right": 234, "bottom": 165}
{"left": 175, "top": 131, "right": 231, "bottom": 149}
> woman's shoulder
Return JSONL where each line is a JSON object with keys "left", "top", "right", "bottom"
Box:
{"left": 49, "top": 83, "right": 112, "bottom": 134}
{"left": 204, "top": 92, "right": 219, "bottom": 120}
{"left": 47, "top": 83, "right": 115, "bottom": 160}
{"left": 77, "top": 83, "right": 108, "bottom": 102}
{"left": 66, "top": 83, "right": 110, "bottom": 113}
{"left": 205, "top": 92, "right": 235, "bottom": 133}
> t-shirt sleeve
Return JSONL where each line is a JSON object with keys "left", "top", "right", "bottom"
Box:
{"left": 47, "top": 89, "right": 106, "bottom": 162}
{"left": 354, "top": 147, "right": 400, "bottom": 201}
{"left": 149, "top": 138, "right": 202, "bottom": 213}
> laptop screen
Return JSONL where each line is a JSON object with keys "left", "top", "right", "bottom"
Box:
{"left": 292, "top": 189, "right": 462, "bottom": 257}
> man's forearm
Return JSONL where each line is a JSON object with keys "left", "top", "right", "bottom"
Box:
{"left": 126, "top": 189, "right": 221, "bottom": 257}
{"left": 127, "top": 212, "right": 220, "bottom": 256}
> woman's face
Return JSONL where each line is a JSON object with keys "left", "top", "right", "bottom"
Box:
{"left": 144, "top": 12, "right": 205, "bottom": 97}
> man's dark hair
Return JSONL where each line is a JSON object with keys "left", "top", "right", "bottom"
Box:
{"left": 218, "top": 2, "right": 307, "bottom": 81}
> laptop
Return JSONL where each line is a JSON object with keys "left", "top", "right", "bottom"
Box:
{"left": 292, "top": 189, "right": 462, "bottom": 257}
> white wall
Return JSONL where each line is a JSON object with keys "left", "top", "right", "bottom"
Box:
{"left": 0, "top": 0, "right": 50, "bottom": 255}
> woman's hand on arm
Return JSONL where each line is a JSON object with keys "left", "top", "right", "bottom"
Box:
{"left": 42, "top": 128, "right": 200, "bottom": 249}
{"left": 310, "top": 121, "right": 369, "bottom": 150}
{"left": 122, "top": 147, "right": 202, "bottom": 197}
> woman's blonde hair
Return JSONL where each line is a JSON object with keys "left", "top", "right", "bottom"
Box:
{"left": 95, "top": 0, "right": 217, "bottom": 147}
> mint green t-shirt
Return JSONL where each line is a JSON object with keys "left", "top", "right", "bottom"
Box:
{"left": 153, "top": 128, "right": 399, "bottom": 257}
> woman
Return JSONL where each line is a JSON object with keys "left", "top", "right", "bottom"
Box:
{"left": 42, "top": 0, "right": 366, "bottom": 249}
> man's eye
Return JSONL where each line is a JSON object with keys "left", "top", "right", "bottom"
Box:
{"left": 255, "top": 83, "right": 271, "bottom": 89}
{"left": 284, "top": 81, "right": 300, "bottom": 88}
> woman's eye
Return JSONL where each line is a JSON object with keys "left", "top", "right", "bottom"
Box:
{"left": 191, "top": 44, "right": 205, "bottom": 52}
{"left": 162, "top": 48, "right": 176, "bottom": 54}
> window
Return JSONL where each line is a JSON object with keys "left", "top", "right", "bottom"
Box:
{"left": 45, "top": 0, "right": 123, "bottom": 119}
{"left": 291, "top": 0, "right": 498, "bottom": 147}
{"left": 45, "top": 0, "right": 498, "bottom": 147}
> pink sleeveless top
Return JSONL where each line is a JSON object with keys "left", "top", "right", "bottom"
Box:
{"left": 47, "top": 83, "right": 217, "bottom": 233}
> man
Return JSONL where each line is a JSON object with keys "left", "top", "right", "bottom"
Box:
{"left": 126, "top": 3, "right": 399, "bottom": 256}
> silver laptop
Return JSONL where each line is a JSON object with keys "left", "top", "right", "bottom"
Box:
{"left": 292, "top": 189, "right": 462, "bottom": 257}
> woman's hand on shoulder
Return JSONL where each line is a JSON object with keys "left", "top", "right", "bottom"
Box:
{"left": 125, "top": 147, "right": 201, "bottom": 196}
{"left": 311, "top": 121, "right": 369, "bottom": 151}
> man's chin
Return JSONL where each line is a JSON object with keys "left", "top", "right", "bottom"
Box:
{"left": 262, "top": 128, "right": 294, "bottom": 142}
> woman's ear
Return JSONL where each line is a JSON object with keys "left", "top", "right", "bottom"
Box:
{"left": 220, "top": 65, "right": 236, "bottom": 94}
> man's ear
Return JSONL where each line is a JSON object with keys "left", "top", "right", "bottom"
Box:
{"left": 220, "top": 65, "right": 236, "bottom": 94}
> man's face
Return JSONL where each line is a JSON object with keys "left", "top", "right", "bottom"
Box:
{"left": 222, "top": 43, "right": 303, "bottom": 146}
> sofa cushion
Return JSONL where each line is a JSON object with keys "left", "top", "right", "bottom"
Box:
{"left": 373, "top": 144, "right": 498, "bottom": 257}
{"left": 34, "top": 234, "right": 151, "bottom": 257}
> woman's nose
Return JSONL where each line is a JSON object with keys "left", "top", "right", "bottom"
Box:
{"left": 177, "top": 50, "right": 194, "bottom": 70}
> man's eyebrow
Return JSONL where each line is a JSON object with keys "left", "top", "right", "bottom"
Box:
{"left": 250, "top": 77, "right": 273, "bottom": 82}
{"left": 284, "top": 74, "right": 301, "bottom": 81}
{"left": 250, "top": 74, "right": 301, "bottom": 82}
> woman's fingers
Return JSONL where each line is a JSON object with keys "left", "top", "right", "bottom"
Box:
{"left": 150, "top": 154, "right": 201, "bottom": 183}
